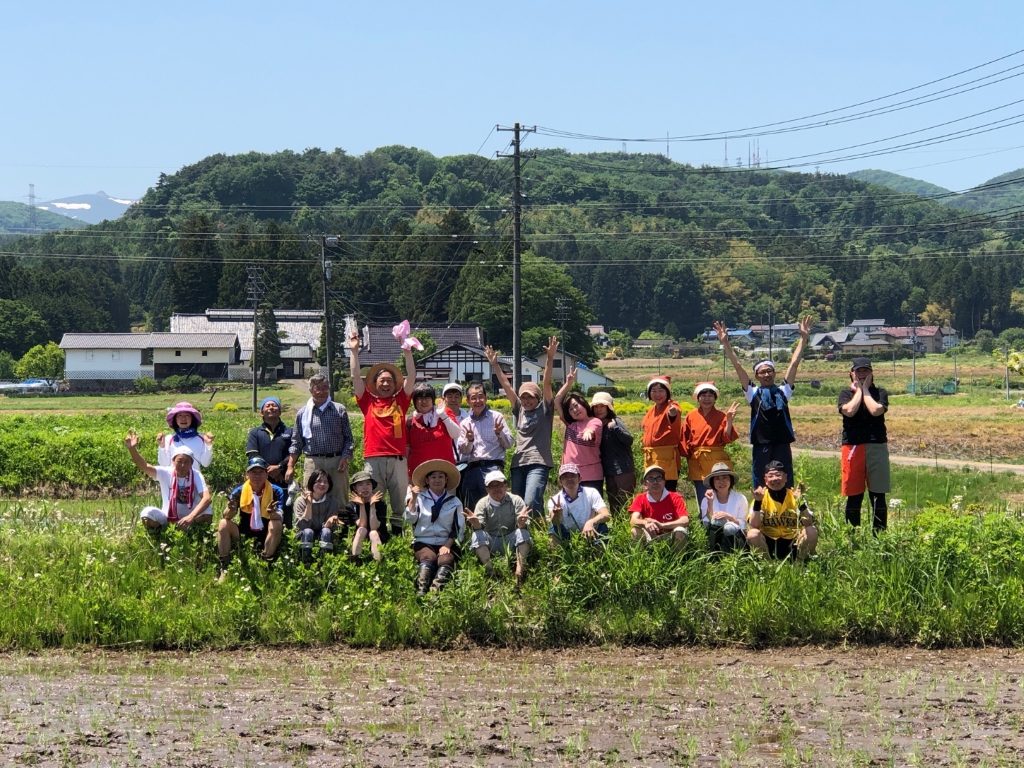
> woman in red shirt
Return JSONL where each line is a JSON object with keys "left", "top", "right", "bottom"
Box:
{"left": 407, "top": 384, "right": 461, "bottom": 478}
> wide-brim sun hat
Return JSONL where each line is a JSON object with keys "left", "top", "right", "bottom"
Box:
{"left": 693, "top": 382, "right": 719, "bottom": 398}
{"left": 703, "top": 461, "right": 738, "bottom": 485}
{"left": 412, "top": 459, "right": 461, "bottom": 491}
{"left": 645, "top": 376, "right": 672, "bottom": 398}
{"left": 365, "top": 363, "right": 404, "bottom": 397}
{"left": 590, "top": 391, "right": 615, "bottom": 410}
{"left": 166, "top": 402, "right": 202, "bottom": 428}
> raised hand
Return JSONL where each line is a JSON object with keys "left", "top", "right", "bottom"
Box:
{"left": 713, "top": 320, "right": 729, "bottom": 345}
{"left": 346, "top": 332, "right": 360, "bottom": 350}
{"left": 753, "top": 485, "right": 766, "bottom": 501}
{"left": 544, "top": 336, "right": 559, "bottom": 359}
{"left": 483, "top": 345, "right": 498, "bottom": 364}
{"left": 124, "top": 431, "right": 139, "bottom": 450}
{"left": 725, "top": 401, "right": 739, "bottom": 419}
{"left": 798, "top": 315, "right": 813, "bottom": 339}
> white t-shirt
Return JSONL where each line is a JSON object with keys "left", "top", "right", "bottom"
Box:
{"left": 155, "top": 465, "right": 207, "bottom": 519}
{"left": 700, "top": 490, "right": 748, "bottom": 529}
{"left": 547, "top": 486, "right": 607, "bottom": 532}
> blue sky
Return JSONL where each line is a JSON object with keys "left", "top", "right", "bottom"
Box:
{"left": 3, "top": 1, "right": 1022, "bottom": 202}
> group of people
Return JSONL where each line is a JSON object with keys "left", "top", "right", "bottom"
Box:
{"left": 125, "top": 316, "right": 893, "bottom": 590}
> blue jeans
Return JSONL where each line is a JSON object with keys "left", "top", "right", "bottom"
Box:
{"left": 511, "top": 464, "right": 550, "bottom": 518}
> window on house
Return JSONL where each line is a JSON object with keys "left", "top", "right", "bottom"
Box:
{"left": 175, "top": 351, "right": 181, "bottom": 357}
{"left": 202, "top": 350, "right": 208, "bottom": 357}
{"left": 553, "top": 359, "right": 563, "bottom": 368}
{"left": 141, "top": 349, "right": 153, "bottom": 365}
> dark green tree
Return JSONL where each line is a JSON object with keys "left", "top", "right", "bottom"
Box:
{"left": 0, "top": 299, "right": 49, "bottom": 357}
{"left": 253, "top": 303, "right": 283, "bottom": 383}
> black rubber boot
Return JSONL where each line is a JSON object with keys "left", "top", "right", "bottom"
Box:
{"left": 416, "top": 562, "right": 436, "bottom": 596}
{"left": 431, "top": 565, "right": 454, "bottom": 592}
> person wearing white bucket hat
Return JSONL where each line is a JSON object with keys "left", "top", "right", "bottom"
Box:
{"left": 700, "top": 462, "right": 747, "bottom": 555}
{"left": 589, "top": 390, "right": 635, "bottom": 511}
{"left": 714, "top": 317, "right": 813, "bottom": 488}
{"left": 126, "top": 431, "right": 212, "bottom": 531}
{"left": 682, "top": 381, "right": 739, "bottom": 506}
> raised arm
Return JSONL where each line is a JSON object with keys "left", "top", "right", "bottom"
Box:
{"left": 484, "top": 345, "right": 518, "bottom": 404}
{"left": 347, "top": 333, "right": 365, "bottom": 398}
{"left": 124, "top": 431, "right": 157, "bottom": 480}
{"left": 783, "top": 316, "right": 813, "bottom": 385}
{"left": 714, "top": 320, "right": 750, "bottom": 390}
{"left": 553, "top": 366, "right": 577, "bottom": 426}
{"left": 542, "top": 336, "right": 558, "bottom": 403}
{"left": 403, "top": 347, "right": 416, "bottom": 397}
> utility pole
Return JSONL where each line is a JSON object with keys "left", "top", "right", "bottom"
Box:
{"left": 555, "top": 297, "right": 569, "bottom": 381}
{"left": 321, "top": 236, "right": 339, "bottom": 394}
{"left": 910, "top": 314, "right": 918, "bottom": 396}
{"left": 497, "top": 122, "right": 535, "bottom": 389}
{"left": 246, "top": 265, "right": 267, "bottom": 412}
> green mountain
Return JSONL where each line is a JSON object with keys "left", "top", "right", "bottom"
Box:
{"left": 4, "top": 147, "right": 1023, "bottom": 356}
{"left": 0, "top": 201, "right": 84, "bottom": 233}
{"left": 945, "top": 168, "right": 1024, "bottom": 214}
{"left": 846, "top": 170, "right": 951, "bottom": 199}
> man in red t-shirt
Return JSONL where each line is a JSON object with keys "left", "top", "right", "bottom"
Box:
{"left": 348, "top": 333, "right": 416, "bottom": 534}
{"left": 628, "top": 465, "right": 689, "bottom": 551}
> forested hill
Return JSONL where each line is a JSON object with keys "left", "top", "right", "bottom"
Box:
{"left": 845, "top": 170, "right": 951, "bottom": 199}
{"left": 848, "top": 167, "right": 1024, "bottom": 216}
{"left": 3, "top": 146, "right": 1024, "bottom": 363}
{"left": 0, "top": 201, "right": 84, "bottom": 234}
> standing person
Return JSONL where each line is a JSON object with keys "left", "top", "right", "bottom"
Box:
{"left": 125, "top": 432, "right": 212, "bottom": 531}
{"left": 590, "top": 391, "right": 635, "bottom": 512}
{"left": 442, "top": 383, "right": 469, "bottom": 423}
{"left": 157, "top": 401, "right": 213, "bottom": 468}
{"left": 746, "top": 460, "right": 817, "bottom": 561}
{"left": 293, "top": 470, "right": 342, "bottom": 563}
{"left": 640, "top": 376, "right": 684, "bottom": 491}
{"left": 838, "top": 357, "right": 891, "bottom": 533}
{"left": 286, "top": 374, "right": 355, "bottom": 514}
{"left": 700, "top": 462, "right": 748, "bottom": 555}
{"left": 484, "top": 338, "right": 557, "bottom": 518}
{"left": 714, "top": 317, "right": 812, "bottom": 488}
{"left": 246, "top": 396, "right": 294, "bottom": 526}
{"left": 555, "top": 367, "right": 604, "bottom": 492}
{"left": 217, "top": 457, "right": 286, "bottom": 580}
{"left": 467, "top": 469, "right": 532, "bottom": 584}
{"left": 456, "top": 383, "right": 514, "bottom": 512}
{"left": 682, "top": 382, "right": 739, "bottom": 504}
{"left": 348, "top": 332, "right": 416, "bottom": 535}
{"left": 406, "top": 384, "right": 460, "bottom": 477}
{"left": 628, "top": 465, "right": 689, "bottom": 551}
{"left": 406, "top": 459, "right": 464, "bottom": 595}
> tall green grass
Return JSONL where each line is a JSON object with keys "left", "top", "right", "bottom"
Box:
{"left": 2, "top": 493, "right": 1024, "bottom": 650}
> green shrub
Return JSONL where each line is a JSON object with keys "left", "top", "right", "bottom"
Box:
{"left": 132, "top": 377, "right": 161, "bottom": 394}
{"left": 162, "top": 375, "right": 206, "bottom": 393}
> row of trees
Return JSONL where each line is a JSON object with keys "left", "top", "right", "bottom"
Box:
{"left": 3, "top": 146, "right": 1024, "bottom": 362}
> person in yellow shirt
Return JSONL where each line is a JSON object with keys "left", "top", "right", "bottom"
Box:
{"left": 746, "top": 460, "right": 817, "bottom": 560}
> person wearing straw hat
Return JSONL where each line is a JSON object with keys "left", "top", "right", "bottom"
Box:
{"left": 406, "top": 459, "right": 464, "bottom": 595}
{"left": 714, "top": 317, "right": 812, "bottom": 488}
{"left": 590, "top": 390, "right": 635, "bottom": 511}
{"left": 628, "top": 465, "right": 689, "bottom": 551}
{"left": 838, "top": 357, "right": 891, "bottom": 533}
{"left": 640, "top": 376, "right": 684, "bottom": 491}
{"left": 286, "top": 374, "right": 355, "bottom": 516}
{"left": 348, "top": 332, "right": 416, "bottom": 535}
{"left": 700, "top": 462, "right": 748, "bottom": 555}
{"left": 125, "top": 431, "right": 212, "bottom": 531}
{"left": 157, "top": 401, "right": 213, "bottom": 468}
{"left": 217, "top": 457, "right": 287, "bottom": 580}
{"left": 682, "top": 382, "right": 739, "bottom": 505}
{"left": 484, "top": 337, "right": 558, "bottom": 518}
{"left": 467, "top": 469, "right": 532, "bottom": 583}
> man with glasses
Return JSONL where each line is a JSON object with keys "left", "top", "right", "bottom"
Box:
{"left": 628, "top": 465, "right": 690, "bottom": 551}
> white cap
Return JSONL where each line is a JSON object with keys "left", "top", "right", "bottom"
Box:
{"left": 140, "top": 506, "right": 168, "bottom": 527}
{"left": 171, "top": 445, "right": 195, "bottom": 459}
{"left": 483, "top": 469, "right": 507, "bottom": 486}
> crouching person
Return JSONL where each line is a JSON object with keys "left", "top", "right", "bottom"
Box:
{"left": 348, "top": 469, "right": 388, "bottom": 562}
{"left": 468, "top": 469, "right": 532, "bottom": 584}
{"left": 701, "top": 462, "right": 748, "bottom": 555}
{"left": 293, "top": 470, "right": 341, "bottom": 564}
{"left": 406, "top": 459, "right": 464, "bottom": 596}
{"left": 746, "top": 460, "right": 817, "bottom": 561}
{"left": 628, "top": 465, "right": 689, "bottom": 551}
{"left": 217, "top": 457, "right": 286, "bottom": 580}
{"left": 548, "top": 463, "right": 610, "bottom": 546}
{"left": 125, "top": 431, "right": 212, "bottom": 531}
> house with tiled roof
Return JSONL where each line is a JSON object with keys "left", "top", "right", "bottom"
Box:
{"left": 170, "top": 309, "right": 322, "bottom": 378}
{"left": 353, "top": 322, "right": 484, "bottom": 367}
{"left": 59, "top": 332, "right": 241, "bottom": 390}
